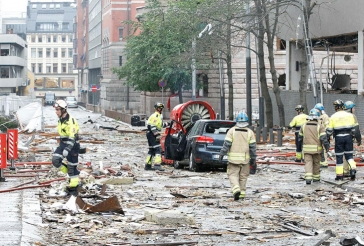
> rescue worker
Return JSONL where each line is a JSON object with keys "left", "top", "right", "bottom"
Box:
{"left": 326, "top": 99, "right": 357, "bottom": 181}
{"left": 298, "top": 109, "right": 330, "bottom": 184}
{"left": 219, "top": 112, "right": 256, "bottom": 201}
{"left": 343, "top": 101, "right": 361, "bottom": 178}
{"left": 289, "top": 105, "right": 308, "bottom": 162}
{"left": 314, "top": 103, "right": 330, "bottom": 168}
{"left": 145, "top": 102, "right": 169, "bottom": 171}
{"left": 52, "top": 100, "right": 80, "bottom": 195}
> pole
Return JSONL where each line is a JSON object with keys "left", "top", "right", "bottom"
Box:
{"left": 246, "top": 1, "right": 252, "bottom": 126}
{"left": 218, "top": 51, "right": 225, "bottom": 119}
{"left": 162, "top": 87, "right": 164, "bottom": 108}
{"left": 93, "top": 90, "right": 95, "bottom": 112}
{"left": 192, "top": 38, "right": 196, "bottom": 101}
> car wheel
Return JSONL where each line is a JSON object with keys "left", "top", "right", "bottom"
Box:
{"left": 189, "top": 152, "right": 201, "bottom": 172}
{"left": 173, "top": 160, "right": 183, "bottom": 169}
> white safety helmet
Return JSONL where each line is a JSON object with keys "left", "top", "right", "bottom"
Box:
{"left": 54, "top": 100, "right": 68, "bottom": 109}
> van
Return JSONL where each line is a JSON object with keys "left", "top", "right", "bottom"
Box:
{"left": 44, "top": 92, "right": 56, "bottom": 106}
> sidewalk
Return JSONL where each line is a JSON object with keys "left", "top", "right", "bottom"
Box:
{"left": 0, "top": 178, "right": 42, "bottom": 246}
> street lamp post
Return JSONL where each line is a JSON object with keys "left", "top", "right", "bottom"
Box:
{"left": 192, "top": 38, "right": 196, "bottom": 101}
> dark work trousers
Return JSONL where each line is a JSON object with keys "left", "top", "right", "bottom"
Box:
{"left": 146, "top": 131, "right": 161, "bottom": 164}
{"left": 54, "top": 141, "right": 80, "bottom": 178}
{"left": 335, "top": 135, "right": 354, "bottom": 166}
{"left": 295, "top": 128, "right": 303, "bottom": 159}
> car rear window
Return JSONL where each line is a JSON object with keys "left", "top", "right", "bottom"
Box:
{"left": 204, "top": 122, "right": 235, "bottom": 134}
{"left": 66, "top": 97, "right": 76, "bottom": 101}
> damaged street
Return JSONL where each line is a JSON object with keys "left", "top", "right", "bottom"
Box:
{"left": 2, "top": 105, "right": 364, "bottom": 246}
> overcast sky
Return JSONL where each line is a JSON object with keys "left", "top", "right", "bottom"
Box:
{"left": 1, "top": 0, "right": 28, "bottom": 17}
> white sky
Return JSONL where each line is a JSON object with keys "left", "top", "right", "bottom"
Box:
{"left": 1, "top": 0, "right": 28, "bottom": 17}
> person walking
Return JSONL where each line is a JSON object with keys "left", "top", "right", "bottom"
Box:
{"left": 219, "top": 112, "right": 256, "bottom": 201}
{"left": 52, "top": 100, "right": 80, "bottom": 195}
{"left": 343, "top": 101, "right": 361, "bottom": 178}
{"left": 314, "top": 103, "right": 330, "bottom": 168}
{"left": 145, "top": 102, "right": 169, "bottom": 171}
{"left": 289, "top": 105, "right": 308, "bottom": 162}
{"left": 326, "top": 99, "right": 357, "bottom": 181}
{"left": 298, "top": 109, "right": 330, "bottom": 184}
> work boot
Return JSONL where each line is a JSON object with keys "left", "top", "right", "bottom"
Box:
{"left": 313, "top": 179, "right": 320, "bottom": 183}
{"left": 144, "top": 164, "right": 154, "bottom": 171}
{"left": 306, "top": 180, "right": 312, "bottom": 185}
{"left": 350, "top": 169, "right": 357, "bottom": 180}
{"left": 335, "top": 175, "right": 343, "bottom": 181}
{"left": 295, "top": 159, "right": 302, "bottom": 163}
{"left": 153, "top": 165, "right": 164, "bottom": 171}
{"left": 239, "top": 194, "right": 245, "bottom": 200}
{"left": 233, "top": 191, "right": 241, "bottom": 201}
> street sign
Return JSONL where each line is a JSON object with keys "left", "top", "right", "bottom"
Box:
{"left": 158, "top": 79, "right": 167, "bottom": 88}
{"left": 92, "top": 85, "right": 97, "bottom": 92}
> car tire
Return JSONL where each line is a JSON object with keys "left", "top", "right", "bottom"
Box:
{"left": 189, "top": 152, "right": 201, "bottom": 172}
{"left": 173, "top": 160, "right": 183, "bottom": 169}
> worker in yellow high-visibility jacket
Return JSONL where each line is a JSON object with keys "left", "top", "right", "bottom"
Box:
{"left": 289, "top": 105, "right": 308, "bottom": 162}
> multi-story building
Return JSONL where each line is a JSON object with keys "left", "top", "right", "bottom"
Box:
{"left": 100, "top": 0, "right": 143, "bottom": 111}
{"left": 74, "top": 0, "right": 89, "bottom": 106}
{"left": 26, "top": 1, "right": 78, "bottom": 100}
{"left": 2, "top": 17, "right": 27, "bottom": 40}
{"left": 0, "top": 34, "right": 28, "bottom": 95}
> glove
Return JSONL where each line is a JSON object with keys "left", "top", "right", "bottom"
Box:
{"left": 218, "top": 155, "right": 224, "bottom": 162}
{"left": 62, "top": 148, "right": 70, "bottom": 157}
{"left": 249, "top": 159, "right": 257, "bottom": 174}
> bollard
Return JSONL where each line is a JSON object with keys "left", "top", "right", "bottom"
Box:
{"left": 269, "top": 128, "right": 274, "bottom": 144}
{"left": 7, "top": 129, "right": 18, "bottom": 171}
{"left": 256, "top": 127, "right": 261, "bottom": 143}
{"left": 0, "top": 133, "right": 7, "bottom": 182}
{"left": 262, "top": 127, "right": 268, "bottom": 142}
{"left": 277, "top": 128, "right": 283, "bottom": 147}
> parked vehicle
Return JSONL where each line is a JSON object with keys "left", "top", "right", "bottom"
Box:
{"left": 65, "top": 96, "right": 78, "bottom": 108}
{"left": 44, "top": 92, "right": 56, "bottom": 106}
{"left": 171, "top": 119, "right": 236, "bottom": 172}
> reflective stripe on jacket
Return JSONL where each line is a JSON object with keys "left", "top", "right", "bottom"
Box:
{"left": 57, "top": 114, "right": 79, "bottom": 147}
{"left": 147, "top": 111, "right": 163, "bottom": 133}
{"left": 327, "top": 110, "right": 355, "bottom": 136}
{"left": 225, "top": 126, "right": 256, "bottom": 164}
{"left": 299, "top": 121, "right": 325, "bottom": 154}
{"left": 290, "top": 113, "right": 308, "bottom": 132}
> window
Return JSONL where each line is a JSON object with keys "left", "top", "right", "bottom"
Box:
{"left": 61, "top": 78, "right": 74, "bottom": 88}
{"left": 47, "top": 36, "right": 51, "bottom": 42}
{"left": 52, "top": 63, "right": 58, "bottom": 73}
{"left": 1, "top": 67, "right": 9, "bottom": 78}
{"left": 31, "top": 48, "right": 36, "bottom": 58}
{"left": 31, "top": 63, "right": 36, "bottom": 73}
{"left": 38, "top": 36, "right": 42, "bottom": 43}
{"left": 32, "top": 4, "right": 37, "bottom": 9}
{"left": 46, "top": 63, "right": 51, "bottom": 73}
{"left": 46, "top": 77, "right": 59, "bottom": 88}
{"left": 61, "top": 35, "right": 66, "bottom": 43}
{"left": 38, "top": 63, "right": 42, "bottom": 73}
{"left": 68, "top": 63, "right": 73, "bottom": 73}
{"left": 56, "top": 4, "right": 60, "bottom": 8}
{"left": 53, "top": 35, "right": 57, "bottom": 42}
{"left": 61, "top": 48, "right": 66, "bottom": 58}
{"left": 42, "top": 4, "right": 46, "bottom": 9}
{"left": 50, "top": 4, "right": 54, "bottom": 8}
{"left": 119, "top": 56, "right": 123, "bottom": 66}
{"left": 68, "top": 48, "right": 72, "bottom": 58}
{"left": 31, "top": 36, "right": 35, "bottom": 42}
{"left": 1, "top": 45, "right": 10, "bottom": 56}
{"left": 68, "top": 36, "right": 72, "bottom": 42}
{"left": 53, "top": 48, "right": 58, "bottom": 58}
{"left": 119, "top": 28, "right": 123, "bottom": 41}
{"left": 277, "top": 38, "right": 286, "bottom": 51}
{"left": 38, "top": 48, "right": 43, "bottom": 58}
{"left": 35, "top": 78, "right": 44, "bottom": 88}
{"left": 46, "top": 48, "right": 51, "bottom": 58}
{"left": 62, "top": 63, "right": 67, "bottom": 73}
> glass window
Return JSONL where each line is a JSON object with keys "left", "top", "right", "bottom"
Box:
{"left": 56, "top": 4, "right": 60, "bottom": 8}
{"left": 68, "top": 63, "right": 73, "bottom": 73}
{"left": 31, "top": 48, "right": 36, "bottom": 58}
{"left": 31, "top": 36, "right": 36, "bottom": 42}
{"left": 35, "top": 78, "right": 44, "bottom": 88}
{"left": 0, "top": 67, "right": 9, "bottom": 78}
{"left": 1, "top": 45, "right": 10, "bottom": 56}
{"left": 62, "top": 63, "right": 67, "bottom": 73}
{"left": 62, "top": 35, "right": 66, "bottom": 43}
{"left": 42, "top": 4, "right": 46, "bottom": 9}
{"left": 38, "top": 63, "right": 42, "bottom": 73}
{"left": 68, "top": 48, "right": 72, "bottom": 58}
{"left": 38, "top": 36, "right": 42, "bottom": 43}
{"left": 47, "top": 36, "right": 51, "bottom": 42}
{"left": 52, "top": 63, "right": 58, "bottom": 73}
{"left": 32, "top": 4, "right": 37, "bottom": 9}
{"left": 31, "top": 63, "right": 36, "bottom": 73}
{"left": 46, "top": 77, "right": 59, "bottom": 88}
{"left": 61, "top": 78, "right": 75, "bottom": 88}
{"left": 53, "top": 48, "right": 58, "bottom": 58}
{"left": 69, "top": 36, "right": 72, "bottom": 42}
{"left": 53, "top": 35, "right": 57, "bottom": 42}
{"left": 119, "top": 28, "right": 123, "bottom": 41}
{"left": 50, "top": 4, "right": 54, "bottom": 8}
{"left": 46, "top": 63, "right": 51, "bottom": 73}
{"left": 38, "top": 48, "right": 43, "bottom": 58}
{"left": 61, "top": 48, "right": 66, "bottom": 58}
{"left": 46, "top": 48, "right": 51, "bottom": 58}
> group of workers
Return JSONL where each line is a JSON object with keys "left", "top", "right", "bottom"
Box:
{"left": 290, "top": 100, "right": 361, "bottom": 184}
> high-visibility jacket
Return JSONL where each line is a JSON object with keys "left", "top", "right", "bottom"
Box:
{"left": 319, "top": 113, "right": 330, "bottom": 129}
{"left": 327, "top": 110, "right": 355, "bottom": 137}
{"left": 147, "top": 111, "right": 163, "bottom": 134}
{"left": 290, "top": 113, "right": 308, "bottom": 132}
{"left": 224, "top": 126, "right": 256, "bottom": 164}
{"left": 299, "top": 120, "right": 326, "bottom": 154}
{"left": 57, "top": 114, "right": 79, "bottom": 148}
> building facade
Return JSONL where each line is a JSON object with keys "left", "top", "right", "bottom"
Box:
{"left": 0, "top": 34, "right": 28, "bottom": 95}
{"left": 26, "top": 1, "right": 78, "bottom": 100}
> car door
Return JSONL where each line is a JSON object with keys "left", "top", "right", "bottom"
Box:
{"left": 185, "top": 121, "right": 203, "bottom": 159}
